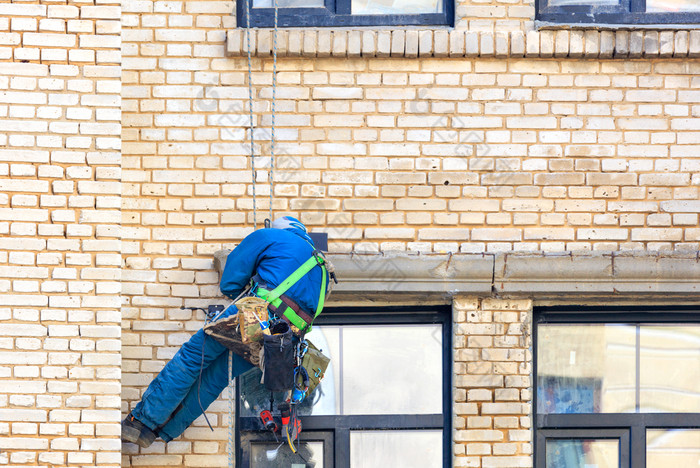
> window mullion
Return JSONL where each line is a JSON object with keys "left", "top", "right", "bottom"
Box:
{"left": 336, "top": 0, "right": 351, "bottom": 15}
{"left": 635, "top": 324, "right": 640, "bottom": 413}
{"left": 630, "top": 422, "right": 646, "bottom": 468}
{"left": 630, "top": 0, "right": 646, "bottom": 12}
{"left": 335, "top": 426, "right": 351, "bottom": 468}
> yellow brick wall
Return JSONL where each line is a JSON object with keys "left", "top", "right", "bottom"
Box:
{"left": 453, "top": 297, "right": 532, "bottom": 468}
{"left": 1, "top": 0, "right": 698, "bottom": 466}
{"left": 118, "top": 1, "right": 699, "bottom": 467}
{"left": 123, "top": 56, "right": 700, "bottom": 254}
{"left": 0, "top": 0, "right": 122, "bottom": 466}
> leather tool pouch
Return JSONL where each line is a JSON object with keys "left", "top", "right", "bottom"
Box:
{"left": 203, "top": 311, "right": 261, "bottom": 367}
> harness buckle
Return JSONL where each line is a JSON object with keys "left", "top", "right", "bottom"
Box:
{"left": 312, "top": 249, "right": 325, "bottom": 266}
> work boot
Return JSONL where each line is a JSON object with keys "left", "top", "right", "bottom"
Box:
{"left": 121, "top": 413, "right": 157, "bottom": 448}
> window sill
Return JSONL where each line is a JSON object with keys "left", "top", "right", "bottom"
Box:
{"left": 226, "top": 28, "right": 700, "bottom": 58}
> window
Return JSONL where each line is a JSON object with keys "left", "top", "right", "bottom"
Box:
{"left": 236, "top": 306, "right": 451, "bottom": 468}
{"left": 237, "top": 0, "right": 453, "bottom": 28}
{"left": 535, "top": 307, "right": 700, "bottom": 468}
{"left": 537, "top": 0, "right": 700, "bottom": 25}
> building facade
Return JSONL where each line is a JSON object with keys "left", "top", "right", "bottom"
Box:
{"left": 0, "top": 0, "right": 699, "bottom": 466}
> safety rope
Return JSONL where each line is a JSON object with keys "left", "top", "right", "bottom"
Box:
{"left": 231, "top": 0, "right": 279, "bottom": 465}
{"left": 227, "top": 350, "right": 234, "bottom": 468}
{"left": 245, "top": 0, "right": 256, "bottom": 229}
{"left": 269, "top": 0, "right": 278, "bottom": 222}
{"left": 234, "top": 2, "right": 255, "bottom": 466}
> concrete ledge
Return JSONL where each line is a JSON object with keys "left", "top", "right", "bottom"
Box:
{"left": 227, "top": 29, "right": 700, "bottom": 59}
{"left": 214, "top": 250, "right": 494, "bottom": 304}
{"left": 495, "top": 251, "right": 700, "bottom": 296}
{"left": 214, "top": 250, "right": 700, "bottom": 302}
{"left": 329, "top": 253, "right": 494, "bottom": 295}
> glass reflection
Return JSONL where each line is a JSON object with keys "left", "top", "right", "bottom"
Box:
{"left": 352, "top": 0, "right": 442, "bottom": 15}
{"left": 253, "top": 0, "right": 325, "bottom": 7}
{"left": 640, "top": 326, "right": 700, "bottom": 413}
{"left": 647, "top": 0, "right": 700, "bottom": 11}
{"left": 545, "top": 439, "right": 618, "bottom": 468}
{"left": 537, "top": 324, "right": 636, "bottom": 414}
{"left": 342, "top": 325, "right": 442, "bottom": 415}
{"left": 647, "top": 429, "right": 700, "bottom": 468}
{"left": 251, "top": 441, "right": 324, "bottom": 467}
{"left": 239, "top": 324, "right": 442, "bottom": 417}
{"left": 350, "top": 430, "right": 442, "bottom": 468}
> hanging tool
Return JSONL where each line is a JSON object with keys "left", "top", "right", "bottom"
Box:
{"left": 260, "top": 409, "right": 279, "bottom": 435}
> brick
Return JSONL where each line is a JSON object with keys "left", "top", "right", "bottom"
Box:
{"left": 23, "top": 33, "right": 76, "bottom": 48}
{"left": 455, "top": 430, "right": 504, "bottom": 442}
{"left": 631, "top": 228, "right": 682, "bottom": 241}
{"left": 660, "top": 201, "right": 700, "bottom": 213}
{"left": 313, "top": 87, "right": 362, "bottom": 100}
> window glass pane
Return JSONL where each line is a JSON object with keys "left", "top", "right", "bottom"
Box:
{"left": 342, "top": 324, "right": 442, "bottom": 415}
{"left": 647, "top": 0, "right": 700, "bottom": 11}
{"left": 352, "top": 0, "right": 442, "bottom": 15}
{"left": 239, "top": 326, "right": 340, "bottom": 417}
{"left": 350, "top": 430, "right": 442, "bottom": 468}
{"left": 545, "top": 439, "right": 619, "bottom": 468}
{"left": 253, "top": 0, "right": 325, "bottom": 7}
{"left": 537, "top": 324, "right": 636, "bottom": 414}
{"left": 647, "top": 429, "right": 700, "bottom": 468}
{"left": 640, "top": 325, "right": 700, "bottom": 413}
{"left": 251, "top": 441, "right": 324, "bottom": 467}
{"left": 306, "top": 325, "right": 340, "bottom": 415}
{"left": 241, "top": 323, "right": 443, "bottom": 417}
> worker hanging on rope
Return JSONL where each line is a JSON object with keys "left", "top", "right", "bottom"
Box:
{"left": 121, "top": 216, "right": 334, "bottom": 448}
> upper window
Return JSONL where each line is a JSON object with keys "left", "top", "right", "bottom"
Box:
{"left": 537, "top": 0, "right": 700, "bottom": 25}
{"left": 535, "top": 307, "right": 700, "bottom": 468}
{"left": 237, "top": 0, "right": 453, "bottom": 28}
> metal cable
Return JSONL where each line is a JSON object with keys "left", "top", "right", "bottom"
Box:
{"left": 231, "top": 2, "right": 255, "bottom": 465}
{"left": 197, "top": 336, "right": 214, "bottom": 433}
{"left": 245, "top": 0, "right": 256, "bottom": 229}
{"left": 228, "top": 350, "right": 234, "bottom": 468}
{"left": 269, "top": 0, "right": 278, "bottom": 223}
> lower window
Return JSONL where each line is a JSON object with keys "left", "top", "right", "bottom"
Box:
{"left": 535, "top": 307, "right": 700, "bottom": 467}
{"left": 236, "top": 306, "right": 451, "bottom": 468}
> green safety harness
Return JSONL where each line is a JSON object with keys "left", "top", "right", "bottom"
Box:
{"left": 254, "top": 250, "right": 329, "bottom": 333}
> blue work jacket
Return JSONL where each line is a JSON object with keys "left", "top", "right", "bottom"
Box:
{"left": 219, "top": 228, "right": 326, "bottom": 314}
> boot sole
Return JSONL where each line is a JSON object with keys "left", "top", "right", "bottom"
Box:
{"left": 122, "top": 422, "right": 156, "bottom": 448}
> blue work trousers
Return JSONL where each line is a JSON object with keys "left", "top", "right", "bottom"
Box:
{"left": 131, "top": 307, "right": 253, "bottom": 441}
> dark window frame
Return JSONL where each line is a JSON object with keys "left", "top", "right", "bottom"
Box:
{"left": 236, "top": 0, "right": 454, "bottom": 28}
{"left": 536, "top": 0, "right": 700, "bottom": 25}
{"left": 534, "top": 306, "right": 700, "bottom": 468}
{"left": 236, "top": 305, "right": 453, "bottom": 468}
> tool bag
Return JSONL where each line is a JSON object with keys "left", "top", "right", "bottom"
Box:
{"left": 301, "top": 341, "right": 330, "bottom": 395}
{"left": 261, "top": 321, "right": 295, "bottom": 392}
{"left": 203, "top": 303, "right": 262, "bottom": 366}
{"left": 234, "top": 296, "right": 268, "bottom": 343}
{"left": 207, "top": 250, "right": 332, "bottom": 379}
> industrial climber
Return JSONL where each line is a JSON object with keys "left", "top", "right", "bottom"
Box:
{"left": 121, "top": 216, "right": 331, "bottom": 447}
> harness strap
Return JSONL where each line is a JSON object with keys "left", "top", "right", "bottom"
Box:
{"left": 264, "top": 252, "right": 324, "bottom": 304}
{"left": 256, "top": 251, "right": 328, "bottom": 332}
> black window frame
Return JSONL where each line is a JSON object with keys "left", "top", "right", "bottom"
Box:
{"left": 237, "top": 0, "right": 454, "bottom": 28}
{"left": 235, "top": 305, "right": 453, "bottom": 468}
{"left": 537, "top": 0, "right": 700, "bottom": 25}
{"left": 534, "top": 306, "right": 700, "bottom": 468}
